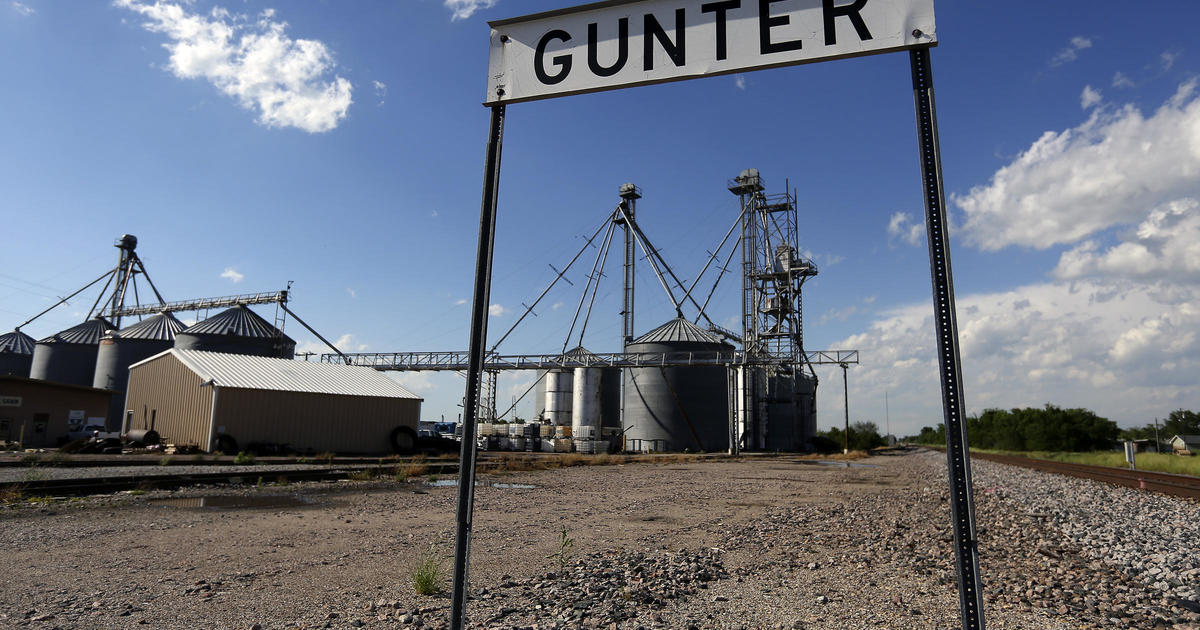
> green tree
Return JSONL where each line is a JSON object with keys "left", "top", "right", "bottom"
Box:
{"left": 1163, "top": 409, "right": 1200, "bottom": 437}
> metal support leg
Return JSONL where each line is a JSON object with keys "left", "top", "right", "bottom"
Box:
{"left": 841, "top": 363, "right": 849, "bottom": 454}
{"left": 910, "top": 47, "right": 985, "bottom": 630}
{"left": 450, "top": 103, "right": 506, "bottom": 630}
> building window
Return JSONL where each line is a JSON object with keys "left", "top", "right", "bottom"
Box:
{"left": 33, "top": 413, "right": 49, "bottom": 434}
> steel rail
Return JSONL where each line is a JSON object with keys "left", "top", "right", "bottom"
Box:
{"left": 972, "top": 452, "right": 1200, "bottom": 502}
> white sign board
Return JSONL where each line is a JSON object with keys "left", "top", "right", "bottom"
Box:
{"left": 0, "top": 396, "right": 21, "bottom": 407}
{"left": 486, "top": 0, "right": 936, "bottom": 104}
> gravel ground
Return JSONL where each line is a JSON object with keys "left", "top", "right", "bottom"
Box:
{"left": 0, "top": 448, "right": 1195, "bottom": 629}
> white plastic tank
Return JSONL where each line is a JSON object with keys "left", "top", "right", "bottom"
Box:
{"left": 572, "top": 367, "right": 601, "bottom": 437}
{"left": 544, "top": 369, "right": 573, "bottom": 426}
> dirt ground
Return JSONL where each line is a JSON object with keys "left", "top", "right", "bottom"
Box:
{"left": 0, "top": 450, "right": 1072, "bottom": 629}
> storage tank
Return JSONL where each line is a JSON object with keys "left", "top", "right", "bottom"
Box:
{"left": 0, "top": 329, "right": 36, "bottom": 377}
{"left": 29, "top": 317, "right": 115, "bottom": 386}
{"left": 622, "top": 318, "right": 734, "bottom": 452}
{"left": 94, "top": 312, "right": 185, "bottom": 430}
{"left": 572, "top": 366, "right": 601, "bottom": 438}
{"left": 175, "top": 305, "right": 295, "bottom": 358}
{"left": 543, "top": 369, "right": 573, "bottom": 426}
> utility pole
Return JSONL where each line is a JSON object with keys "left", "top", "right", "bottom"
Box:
{"left": 886, "top": 390, "right": 891, "bottom": 446}
{"left": 1153, "top": 417, "right": 1161, "bottom": 453}
{"left": 841, "top": 363, "right": 849, "bottom": 454}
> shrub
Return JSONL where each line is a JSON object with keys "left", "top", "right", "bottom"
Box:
{"left": 233, "top": 451, "right": 256, "bottom": 465}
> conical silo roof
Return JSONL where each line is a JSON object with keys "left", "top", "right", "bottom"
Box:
{"left": 564, "top": 345, "right": 596, "bottom": 358}
{"left": 0, "top": 330, "right": 36, "bottom": 355}
{"left": 37, "top": 317, "right": 115, "bottom": 345}
{"left": 113, "top": 312, "right": 185, "bottom": 341}
{"left": 632, "top": 318, "right": 726, "bottom": 345}
{"left": 181, "top": 305, "right": 294, "bottom": 343}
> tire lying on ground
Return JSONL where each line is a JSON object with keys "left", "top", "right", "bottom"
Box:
{"left": 389, "top": 426, "right": 417, "bottom": 454}
{"left": 215, "top": 434, "right": 238, "bottom": 455}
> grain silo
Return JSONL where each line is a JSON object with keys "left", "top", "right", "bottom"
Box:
{"left": 0, "top": 329, "right": 36, "bottom": 377}
{"left": 622, "top": 318, "right": 733, "bottom": 452}
{"left": 175, "top": 305, "right": 295, "bottom": 359}
{"left": 93, "top": 312, "right": 185, "bottom": 429}
{"left": 29, "top": 318, "right": 115, "bottom": 386}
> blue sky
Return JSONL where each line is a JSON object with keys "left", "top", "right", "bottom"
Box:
{"left": 3, "top": 0, "right": 1199, "bottom": 437}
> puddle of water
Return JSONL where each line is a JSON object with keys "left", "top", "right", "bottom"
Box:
{"left": 426, "top": 479, "right": 539, "bottom": 489}
{"left": 149, "top": 495, "right": 311, "bottom": 509}
{"left": 795, "top": 460, "right": 879, "bottom": 468}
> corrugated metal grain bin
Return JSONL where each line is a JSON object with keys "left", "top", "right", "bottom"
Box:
{"left": 125, "top": 349, "right": 421, "bottom": 454}
{"left": 93, "top": 312, "right": 185, "bottom": 431}
{"left": 175, "top": 305, "right": 295, "bottom": 359}
{"left": 0, "top": 329, "right": 36, "bottom": 377}
{"left": 29, "top": 318, "right": 115, "bottom": 386}
{"left": 622, "top": 318, "right": 733, "bottom": 453}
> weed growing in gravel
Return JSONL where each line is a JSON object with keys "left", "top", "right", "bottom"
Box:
{"left": 191, "top": 453, "right": 206, "bottom": 462}
{"left": 0, "top": 485, "right": 25, "bottom": 505}
{"left": 18, "top": 468, "right": 47, "bottom": 483}
{"left": 348, "top": 470, "right": 377, "bottom": 481}
{"left": 546, "top": 525, "right": 575, "bottom": 571}
{"left": 234, "top": 451, "right": 256, "bottom": 465}
{"left": 316, "top": 452, "right": 336, "bottom": 466}
{"left": 46, "top": 452, "right": 70, "bottom": 466}
{"left": 410, "top": 544, "right": 445, "bottom": 596}
{"left": 127, "top": 489, "right": 147, "bottom": 496}
{"left": 19, "top": 453, "right": 40, "bottom": 466}
{"left": 402, "top": 463, "right": 428, "bottom": 479}
{"left": 158, "top": 456, "right": 172, "bottom": 467}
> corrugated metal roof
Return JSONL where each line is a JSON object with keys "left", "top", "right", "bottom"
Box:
{"left": 131, "top": 349, "right": 422, "bottom": 399}
{"left": 113, "top": 312, "right": 185, "bottom": 341}
{"left": 564, "top": 346, "right": 595, "bottom": 357}
{"left": 181, "top": 305, "right": 295, "bottom": 343}
{"left": 0, "top": 330, "right": 36, "bottom": 355}
{"left": 37, "top": 317, "right": 115, "bottom": 345}
{"left": 632, "top": 318, "right": 727, "bottom": 345}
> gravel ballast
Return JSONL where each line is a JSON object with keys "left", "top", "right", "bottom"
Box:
{"left": 0, "top": 449, "right": 1196, "bottom": 629}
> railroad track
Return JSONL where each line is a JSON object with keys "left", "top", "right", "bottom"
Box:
{"left": 0, "top": 461, "right": 465, "bottom": 497}
{"left": 972, "top": 452, "right": 1200, "bottom": 501}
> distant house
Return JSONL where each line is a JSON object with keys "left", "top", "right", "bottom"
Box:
{"left": 1169, "top": 435, "right": 1200, "bottom": 456}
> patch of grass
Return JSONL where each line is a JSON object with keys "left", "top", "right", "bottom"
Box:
{"left": 45, "top": 452, "right": 70, "bottom": 466}
{"left": 158, "top": 456, "right": 173, "bottom": 467}
{"left": 191, "top": 453, "right": 207, "bottom": 462}
{"left": 316, "top": 452, "right": 336, "bottom": 466}
{"left": 427, "top": 474, "right": 439, "bottom": 483}
{"left": 127, "top": 489, "right": 148, "bottom": 496}
{"left": 19, "top": 453, "right": 40, "bottom": 466}
{"left": 410, "top": 544, "right": 446, "bottom": 596}
{"left": 233, "top": 451, "right": 256, "bottom": 465}
{"left": 348, "top": 470, "right": 377, "bottom": 481}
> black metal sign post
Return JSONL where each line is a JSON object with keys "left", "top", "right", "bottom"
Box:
{"left": 910, "top": 46, "right": 985, "bottom": 630}
{"left": 449, "top": 103, "right": 506, "bottom": 630}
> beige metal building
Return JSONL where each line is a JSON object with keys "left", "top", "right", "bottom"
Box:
{"left": 125, "top": 349, "right": 422, "bottom": 454}
{"left": 0, "top": 376, "right": 114, "bottom": 447}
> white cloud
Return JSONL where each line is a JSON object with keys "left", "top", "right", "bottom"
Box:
{"left": 220, "top": 267, "right": 244, "bottom": 283}
{"left": 1053, "top": 198, "right": 1200, "bottom": 282}
{"left": 11, "top": 2, "right": 34, "bottom": 16}
{"left": 734, "top": 76, "right": 745, "bottom": 90}
{"left": 1112, "top": 71, "right": 1134, "bottom": 89}
{"left": 886, "top": 212, "right": 924, "bottom": 246}
{"left": 488, "top": 303, "right": 506, "bottom": 317}
{"left": 1161, "top": 50, "right": 1180, "bottom": 71}
{"left": 372, "top": 79, "right": 386, "bottom": 106}
{"left": 1080, "top": 85, "right": 1102, "bottom": 110}
{"left": 431, "top": 210, "right": 439, "bottom": 218}
{"left": 455, "top": 298, "right": 467, "bottom": 306}
{"left": 116, "top": 1, "right": 353, "bottom": 133}
{"left": 1050, "top": 36, "right": 1092, "bottom": 67}
{"left": 954, "top": 80, "right": 1200, "bottom": 251}
{"left": 389, "top": 371, "right": 435, "bottom": 392}
{"left": 444, "top": 0, "right": 497, "bottom": 21}
{"left": 828, "top": 280, "right": 1200, "bottom": 435}
{"left": 346, "top": 287, "right": 357, "bottom": 298}
{"left": 295, "top": 333, "right": 368, "bottom": 357}
{"left": 551, "top": 301, "right": 564, "bottom": 310}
